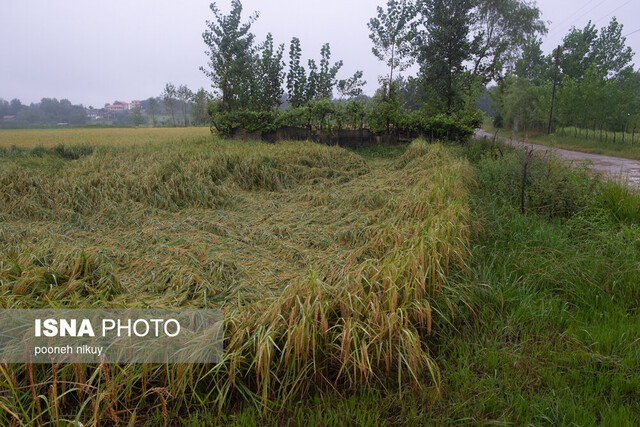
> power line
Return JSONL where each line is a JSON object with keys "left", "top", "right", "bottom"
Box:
{"left": 624, "top": 28, "right": 640, "bottom": 37}
{"left": 593, "top": 0, "right": 635, "bottom": 25}
{"left": 547, "top": 0, "right": 607, "bottom": 38}
{"left": 549, "top": 0, "right": 597, "bottom": 32}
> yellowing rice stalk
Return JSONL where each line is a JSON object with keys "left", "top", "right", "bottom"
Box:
{"left": 0, "top": 126, "right": 212, "bottom": 149}
{"left": 0, "top": 136, "right": 474, "bottom": 423}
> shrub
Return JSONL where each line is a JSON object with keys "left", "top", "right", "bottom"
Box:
{"left": 475, "top": 145, "right": 595, "bottom": 219}
{"left": 208, "top": 101, "right": 278, "bottom": 136}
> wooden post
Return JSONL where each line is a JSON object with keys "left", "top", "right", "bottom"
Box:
{"left": 548, "top": 45, "right": 561, "bottom": 135}
{"left": 520, "top": 148, "right": 533, "bottom": 215}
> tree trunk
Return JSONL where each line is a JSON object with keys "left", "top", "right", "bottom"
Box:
{"left": 389, "top": 44, "right": 395, "bottom": 99}
{"left": 599, "top": 124, "right": 603, "bottom": 142}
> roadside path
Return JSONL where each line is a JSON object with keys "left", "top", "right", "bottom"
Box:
{"left": 475, "top": 129, "right": 640, "bottom": 188}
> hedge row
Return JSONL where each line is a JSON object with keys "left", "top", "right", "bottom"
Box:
{"left": 209, "top": 99, "right": 483, "bottom": 143}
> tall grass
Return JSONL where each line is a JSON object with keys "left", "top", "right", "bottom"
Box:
{"left": 0, "top": 138, "right": 474, "bottom": 424}
{"left": 597, "top": 178, "right": 640, "bottom": 223}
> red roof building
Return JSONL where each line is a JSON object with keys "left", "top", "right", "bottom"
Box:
{"left": 105, "top": 101, "right": 129, "bottom": 113}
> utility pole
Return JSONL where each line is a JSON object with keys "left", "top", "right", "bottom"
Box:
{"left": 548, "top": 45, "right": 561, "bottom": 135}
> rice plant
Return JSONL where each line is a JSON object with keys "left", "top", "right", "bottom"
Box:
{"left": 0, "top": 136, "right": 474, "bottom": 424}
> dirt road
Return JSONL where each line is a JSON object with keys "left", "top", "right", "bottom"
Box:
{"left": 475, "top": 129, "right": 640, "bottom": 188}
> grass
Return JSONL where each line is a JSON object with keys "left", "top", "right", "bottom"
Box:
{"left": 1, "top": 130, "right": 639, "bottom": 425}
{"left": 428, "top": 145, "right": 640, "bottom": 424}
{"left": 483, "top": 119, "right": 640, "bottom": 161}
{"left": 0, "top": 127, "right": 212, "bottom": 149}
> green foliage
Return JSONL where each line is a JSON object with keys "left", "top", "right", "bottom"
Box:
{"left": 433, "top": 148, "right": 640, "bottom": 424}
{"left": 317, "top": 43, "right": 343, "bottom": 99}
{"left": 162, "top": 82, "right": 178, "bottom": 126}
{"left": 337, "top": 71, "right": 366, "bottom": 99}
{"left": 208, "top": 102, "right": 278, "bottom": 136}
{"left": 190, "top": 88, "right": 212, "bottom": 126}
{"left": 419, "top": 111, "right": 480, "bottom": 142}
{"left": 415, "top": 0, "right": 473, "bottom": 113}
{"left": 208, "top": 70, "right": 481, "bottom": 142}
{"left": 287, "top": 37, "right": 307, "bottom": 108}
{"left": 256, "top": 33, "right": 285, "bottom": 110}
{"left": 366, "top": 80, "right": 402, "bottom": 133}
{"left": 561, "top": 21, "right": 598, "bottom": 81}
{"left": 368, "top": 0, "right": 416, "bottom": 87}
{"left": 515, "top": 37, "right": 547, "bottom": 83}
{"left": 201, "top": 1, "right": 259, "bottom": 112}
{"left": 130, "top": 107, "right": 144, "bottom": 127}
{"left": 276, "top": 104, "right": 310, "bottom": 129}
{"left": 306, "top": 98, "right": 337, "bottom": 133}
{"left": 404, "top": 0, "right": 546, "bottom": 114}
{"left": 345, "top": 99, "right": 367, "bottom": 129}
{"left": 177, "top": 84, "right": 194, "bottom": 126}
{"left": 287, "top": 39, "right": 344, "bottom": 106}
{"left": 499, "top": 75, "right": 551, "bottom": 132}
{"left": 0, "top": 98, "right": 88, "bottom": 127}
{"left": 497, "top": 17, "right": 638, "bottom": 139}
{"left": 590, "top": 18, "right": 633, "bottom": 78}
{"left": 276, "top": 99, "right": 343, "bottom": 133}
{"left": 470, "top": 0, "right": 547, "bottom": 84}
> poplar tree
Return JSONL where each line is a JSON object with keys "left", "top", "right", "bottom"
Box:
{"left": 287, "top": 37, "right": 307, "bottom": 108}
{"left": 201, "top": 1, "right": 259, "bottom": 111}
{"left": 368, "top": 0, "right": 416, "bottom": 95}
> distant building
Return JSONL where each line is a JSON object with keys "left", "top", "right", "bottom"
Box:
{"left": 2, "top": 115, "right": 16, "bottom": 121}
{"left": 105, "top": 101, "right": 129, "bottom": 113}
{"left": 130, "top": 100, "right": 142, "bottom": 110}
{"left": 85, "top": 109, "right": 103, "bottom": 120}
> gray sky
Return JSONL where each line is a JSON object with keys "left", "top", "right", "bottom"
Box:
{"left": 1, "top": 0, "right": 639, "bottom": 108}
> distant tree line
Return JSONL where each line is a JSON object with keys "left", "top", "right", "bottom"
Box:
{"left": 0, "top": 86, "right": 213, "bottom": 128}
{"left": 490, "top": 18, "right": 640, "bottom": 142}
{"left": 201, "top": 0, "right": 547, "bottom": 142}
{"left": 146, "top": 85, "right": 211, "bottom": 127}
{"left": 0, "top": 98, "right": 87, "bottom": 127}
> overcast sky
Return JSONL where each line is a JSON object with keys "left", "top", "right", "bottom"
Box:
{"left": 1, "top": 0, "right": 639, "bottom": 108}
